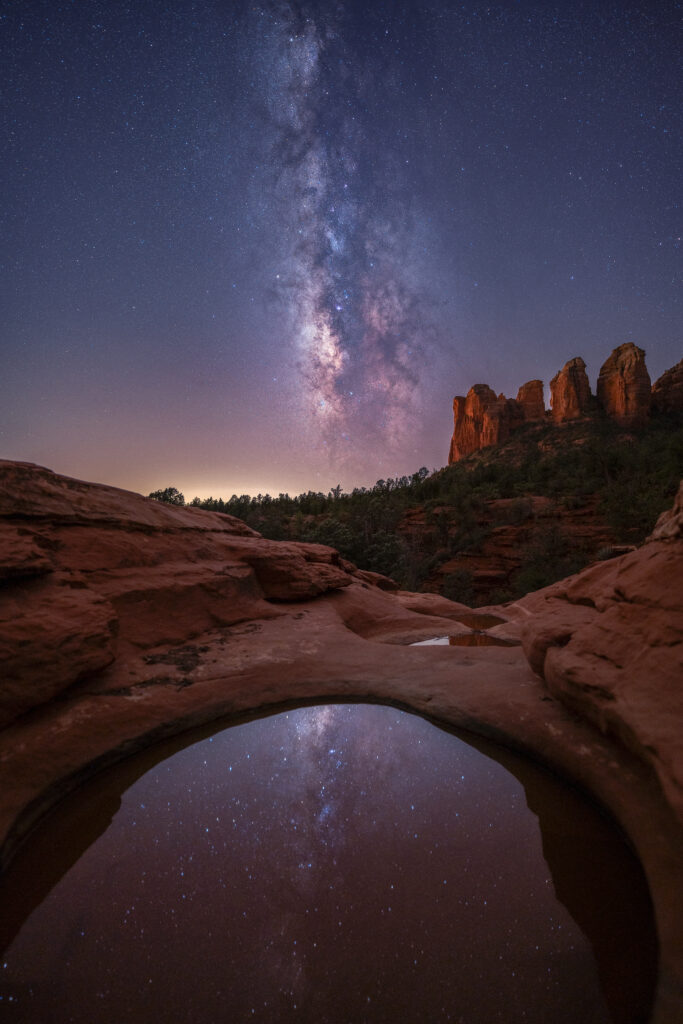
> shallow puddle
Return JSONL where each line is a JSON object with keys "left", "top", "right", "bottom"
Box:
{"left": 0, "top": 703, "right": 656, "bottom": 1023}
{"left": 414, "top": 634, "right": 515, "bottom": 647}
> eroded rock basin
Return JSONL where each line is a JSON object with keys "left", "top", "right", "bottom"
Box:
{"left": 0, "top": 703, "right": 656, "bottom": 1023}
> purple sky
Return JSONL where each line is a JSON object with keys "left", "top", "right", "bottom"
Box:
{"left": 2, "top": 1, "right": 680, "bottom": 499}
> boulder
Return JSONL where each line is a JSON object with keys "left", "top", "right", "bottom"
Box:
{"left": 652, "top": 358, "right": 683, "bottom": 416}
{"left": 549, "top": 356, "right": 593, "bottom": 422}
{"left": 597, "top": 343, "right": 651, "bottom": 427}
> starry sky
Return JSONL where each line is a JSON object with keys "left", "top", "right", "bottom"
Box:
{"left": 2, "top": 1, "right": 681, "bottom": 499}
{"left": 1, "top": 702, "right": 653, "bottom": 1022}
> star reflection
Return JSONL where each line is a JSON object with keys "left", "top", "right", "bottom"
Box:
{"left": 0, "top": 704, "right": 655, "bottom": 1023}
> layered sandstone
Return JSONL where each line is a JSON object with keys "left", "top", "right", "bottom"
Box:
{"left": 596, "top": 342, "right": 651, "bottom": 427}
{"left": 518, "top": 481, "right": 683, "bottom": 827}
{"left": 0, "top": 460, "right": 472, "bottom": 732}
{"left": 1, "top": 463, "right": 682, "bottom": 1021}
{"left": 652, "top": 358, "right": 683, "bottom": 415}
{"left": 549, "top": 356, "right": 593, "bottom": 422}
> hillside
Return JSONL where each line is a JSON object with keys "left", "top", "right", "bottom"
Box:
{"left": 179, "top": 410, "right": 683, "bottom": 606}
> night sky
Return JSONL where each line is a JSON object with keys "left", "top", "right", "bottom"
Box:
{"left": 2, "top": 1, "right": 681, "bottom": 499}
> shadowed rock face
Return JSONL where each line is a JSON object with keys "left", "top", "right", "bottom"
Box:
{"left": 597, "top": 342, "right": 652, "bottom": 427}
{"left": 549, "top": 356, "right": 593, "bottom": 422}
{"left": 519, "top": 479, "right": 683, "bottom": 826}
{"left": 516, "top": 379, "right": 545, "bottom": 421}
{"left": 0, "top": 460, "right": 469, "bottom": 729}
{"left": 652, "top": 358, "right": 683, "bottom": 415}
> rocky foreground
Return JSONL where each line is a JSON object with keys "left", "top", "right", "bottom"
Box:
{"left": 0, "top": 460, "right": 681, "bottom": 1021}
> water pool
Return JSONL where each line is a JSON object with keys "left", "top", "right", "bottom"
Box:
{"left": 0, "top": 703, "right": 656, "bottom": 1022}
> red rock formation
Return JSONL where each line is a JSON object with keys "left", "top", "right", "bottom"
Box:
{"left": 652, "top": 358, "right": 683, "bottom": 415}
{"left": 549, "top": 356, "right": 592, "bottom": 422}
{"left": 1, "top": 461, "right": 682, "bottom": 1020}
{"left": 448, "top": 385, "right": 523, "bottom": 463}
{"left": 519, "top": 480, "right": 683, "bottom": 827}
{"left": 596, "top": 342, "right": 651, "bottom": 426}
{"left": 0, "top": 461, "right": 466, "bottom": 729}
{"left": 516, "top": 379, "right": 546, "bottom": 421}
{"left": 449, "top": 384, "right": 497, "bottom": 462}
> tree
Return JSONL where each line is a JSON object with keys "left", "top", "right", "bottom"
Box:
{"left": 148, "top": 487, "right": 185, "bottom": 506}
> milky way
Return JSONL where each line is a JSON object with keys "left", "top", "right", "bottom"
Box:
{"left": 0, "top": 704, "right": 656, "bottom": 1022}
{"left": 1, "top": 1, "right": 680, "bottom": 496}
{"left": 258, "top": 3, "right": 437, "bottom": 463}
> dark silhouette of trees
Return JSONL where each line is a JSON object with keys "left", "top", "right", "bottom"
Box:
{"left": 148, "top": 486, "right": 185, "bottom": 505}
{"left": 144, "top": 414, "right": 682, "bottom": 601}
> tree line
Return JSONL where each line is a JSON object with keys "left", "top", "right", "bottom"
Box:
{"left": 149, "top": 412, "right": 683, "bottom": 601}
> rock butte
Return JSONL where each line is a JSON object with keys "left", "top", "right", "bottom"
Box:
{"left": 448, "top": 346, "right": 683, "bottom": 462}
{"left": 0, "top": 460, "right": 682, "bottom": 1023}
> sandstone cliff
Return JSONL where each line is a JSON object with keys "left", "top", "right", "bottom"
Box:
{"left": 516, "top": 379, "right": 545, "bottom": 421}
{"left": 549, "top": 356, "right": 593, "bottom": 422}
{"left": 448, "top": 346, "right": 681, "bottom": 463}
{"left": 449, "top": 385, "right": 524, "bottom": 462}
{"left": 597, "top": 342, "right": 651, "bottom": 427}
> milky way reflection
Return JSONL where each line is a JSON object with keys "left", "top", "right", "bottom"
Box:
{"left": 0, "top": 704, "right": 655, "bottom": 1022}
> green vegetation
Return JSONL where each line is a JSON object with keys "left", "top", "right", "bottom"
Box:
{"left": 149, "top": 412, "right": 683, "bottom": 605}
{"left": 148, "top": 486, "right": 185, "bottom": 505}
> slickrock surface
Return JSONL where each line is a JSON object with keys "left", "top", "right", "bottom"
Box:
{"left": 1, "top": 461, "right": 682, "bottom": 1022}
{"left": 516, "top": 480, "right": 683, "bottom": 826}
{"left": 597, "top": 342, "right": 652, "bottom": 427}
{"left": 549, "top": 355, "right": 593, "bottom": 422}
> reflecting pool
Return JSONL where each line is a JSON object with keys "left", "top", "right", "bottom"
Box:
{"left": 0, "top": 703, "right": 656, "bottom": 1022}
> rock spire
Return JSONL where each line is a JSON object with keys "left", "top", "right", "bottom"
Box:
{"left": 448, "top": 346, "right": 682, "bottom": 463}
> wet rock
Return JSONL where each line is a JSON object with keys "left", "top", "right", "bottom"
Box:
{"left": 1, "top": 461, "right": 682, "bottom": 1022}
